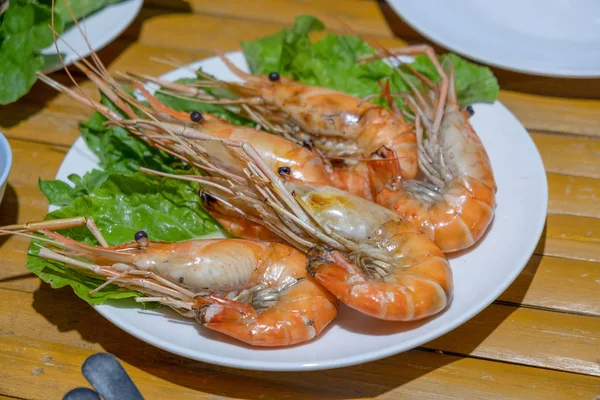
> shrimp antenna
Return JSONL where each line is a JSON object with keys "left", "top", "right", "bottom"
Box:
{"left": 48, "top": 0, "right": 97, "bottom": 109}
{"left": 333, "top": 16, "right": 448, "bottom": 134}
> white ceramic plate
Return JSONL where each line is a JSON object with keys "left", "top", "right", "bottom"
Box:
{"left": 53, "top": 51, "right": 548, "bottom": 371}
{"left": 386, "top": 0, "right": 600, "bottom": 77}
{"left": 41, "top": 0, "right": 143, "bottom": 73}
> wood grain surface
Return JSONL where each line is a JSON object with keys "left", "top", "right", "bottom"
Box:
{"left": 0, "top": 0, "right": 599, "bottom": 399}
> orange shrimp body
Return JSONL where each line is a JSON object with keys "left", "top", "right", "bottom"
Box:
{"left": 292, "top": 183, "right": 453, "bottom": 321}
{"left": 128, "top": 73, "right": 401, "bottom": 201}
{"left": 263, "top": 84, "right": 415, "bottom": 172}
{"left": 20, "top": 223, "right": 337, "bottom": 347}
{"left": 223, "top": 72, "right": 418, "bottom": 180}
{"left": 199, "top": 119, "right": 334, "bottom": 185}
{"left": 195, "top": 163, "right": 454, "bottom": 322}
{"left": 131, "top": 79, "right": 335, "bottom": 187}
{"left": 375, "top": 71, "right": 496, "bottom": 253}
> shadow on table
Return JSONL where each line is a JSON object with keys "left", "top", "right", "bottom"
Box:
{"left": 30, "top": 220, "right": 544, "bottom": 400}
{"left": 0, "top": 184, "right": 18, "bottom": 247}
{"left": 376, "top": 0, "right": 600, "bottom": 99}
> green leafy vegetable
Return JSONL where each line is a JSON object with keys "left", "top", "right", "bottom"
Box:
{"left": 30, "top": 172, "right": 221, "bottom": 306}
{"left": 241, "top": 15, "right": 499, "bottom": 107}
{"left": 0, "top": 0, "right": 65, "bottom": 104}
{"left": 0, "top": 0, "right": 125, "bottom": 105}
{"left": 38, "top": 170, "right": 111, "bottom": 207}
{"left": 79, "top": 90, "right": 189, "bottom": 175}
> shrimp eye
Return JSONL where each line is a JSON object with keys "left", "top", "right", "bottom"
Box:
{"left": 278, "top": 166, "right": 291, "bottom": 176}
{"left": 268, "top": 72, "right": 280, "bottom": 82}
{"left": 302, "top": 139, "right": 314, "bottom": 150}
{"left": 201, "top": 191, "right": 217, "bottom": 205}
{"left": 466, "top": 105, "right": 475, "bottom": 117}
{"left": 190, "top": 111, "right": 204, "bottom": 122}
{"left": 135, "top": 230, "right": 149, "bottom": 248}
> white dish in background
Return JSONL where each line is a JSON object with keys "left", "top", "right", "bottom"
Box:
{"left": 386, "top": 0, "right": 600, "bottom": 77}
{"left": 41, "top": 0, "right": 143, "bottom": 73}
{"left": 0, "top": 133, "right": 12, "bottom": 205}
{"left": 53, "top": 51, "right": 548, "bottom": 371}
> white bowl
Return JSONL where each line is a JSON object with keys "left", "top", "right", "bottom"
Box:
{"left": 0, "top": 133, "right": 12, "bottom": 204}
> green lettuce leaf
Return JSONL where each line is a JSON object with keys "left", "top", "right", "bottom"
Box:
{"left": 38, "top": 170, "right": 111, "bottom": 207}
{"left": 29, "top": 172, "right": 221, "bottom": 306}
{"left": 241, "top": 16, "right": 499, "bottom": 107}
{"left": 0, "top": 0, "right": 65, "bottom": 104}
{"left": 241, "top": 15, "right": 324, "bottom": 75}
{"left": 78, "top": 91, "right": 189, "bottom": 175}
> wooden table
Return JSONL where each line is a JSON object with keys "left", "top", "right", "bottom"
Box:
{"left": 1, "top": 1, "right": 599, "bottom": 398}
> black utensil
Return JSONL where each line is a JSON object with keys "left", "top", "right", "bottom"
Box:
{"left": 63, "top": 387, "right": 101, "bottom": 400}
{"left": 81, "top": 353, "right": 144, "bottom": 400}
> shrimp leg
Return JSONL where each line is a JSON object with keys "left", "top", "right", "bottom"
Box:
{"left": 0, "top": 216, "right": 108, "bottom": 246}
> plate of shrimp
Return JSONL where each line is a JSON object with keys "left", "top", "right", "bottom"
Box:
{"left": 9, "top": 40, "right": 547, "bottom": 371}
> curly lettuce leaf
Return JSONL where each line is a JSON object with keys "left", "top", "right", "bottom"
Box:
{"left": 241, "top": 16, "right": 499, "bottom": 107}
{"left": 30, "top": 172, "right": 221, "bottom": 306}
{"left": 0, "top": 0, "right": 65, "bottom": 104}
{"left": 241, "top": 15, "right": 324, "bottom": 75}
{"left": 38, "top": 170, "right": 111, "bottom": 206}
{"left": 78, "top": 91, "right": 190, "bottom": 175}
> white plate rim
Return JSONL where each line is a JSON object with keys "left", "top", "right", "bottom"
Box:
{"left": 51, "top": 51, "right": 549, "bottom": 371}
{"left": 41, "top": 0, "right": 143, "bottom": 73}
{"left": 385, "top": 0, "right": 600, "bottom": 78}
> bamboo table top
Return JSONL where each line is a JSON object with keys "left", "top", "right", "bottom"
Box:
{"left": 1, "top": 1, "right": 599, "bottom": 399}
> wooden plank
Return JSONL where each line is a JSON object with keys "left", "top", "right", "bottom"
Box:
{"left": 548, "top": 173, "right": 600, "bottom": 218}
{"left": 0, "top": 139, "right": 68, "bottom": 293}
{"left": 1, "top": 288, "right": 599, "bottom": 400}
{"left": 499, "top": 91, "right": 600, "bottom": 138}
{"left": 146, "top": 0, "right": 395, "bottom": 37}
{"left": 3, "top": 277, "right": 600, "bottom": 378}
{"left": 132, "top": 13, "right": 404, "bottom": 53}
{"left": 539, "top": 214, "right": 600, "bottom": 262}
{"left": 498, "top": 255, "right": 600, "bottom": 317}
{"left": 531, "top": 133, "right": 600, "bottom": 179}
{"left": 428, "top": 304, "right": 600, "bottom": 376}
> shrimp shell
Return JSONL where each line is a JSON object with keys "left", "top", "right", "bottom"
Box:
{"left": 1, "top": 220, "right": 337, "bottom": 347}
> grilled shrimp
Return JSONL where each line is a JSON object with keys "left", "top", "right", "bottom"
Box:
{"left": 0, "top": 218, "right": 337, "bottom": 347}
{"left": 133, "top": 57, "right": 419, "bottom": 183}
{"left": 38, "top": 74, "right": 453, "bottom": 321}
{"left": 38, "top": 62, "right": 365, "bottom": 239}
{"left": 128, "top": 72, "right": 400, "bottom": 201}
{"left": 37, "top": 60, "right": 452, "bottom": 321}
{"left": 141, "top": 139, "right": 453, "bottom": 322}
{"left": 359, "top": 50, "right": 497, "bottom": 252}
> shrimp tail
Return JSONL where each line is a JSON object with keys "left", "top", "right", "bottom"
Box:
{"left": 365, "top": 146, "right": 403, "bottom": 198}
{"left": 195, "top": 281, "right": 337, "bottom": 347}
{"left": 307, "top": 246, "right": 451, "bottom": 321}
